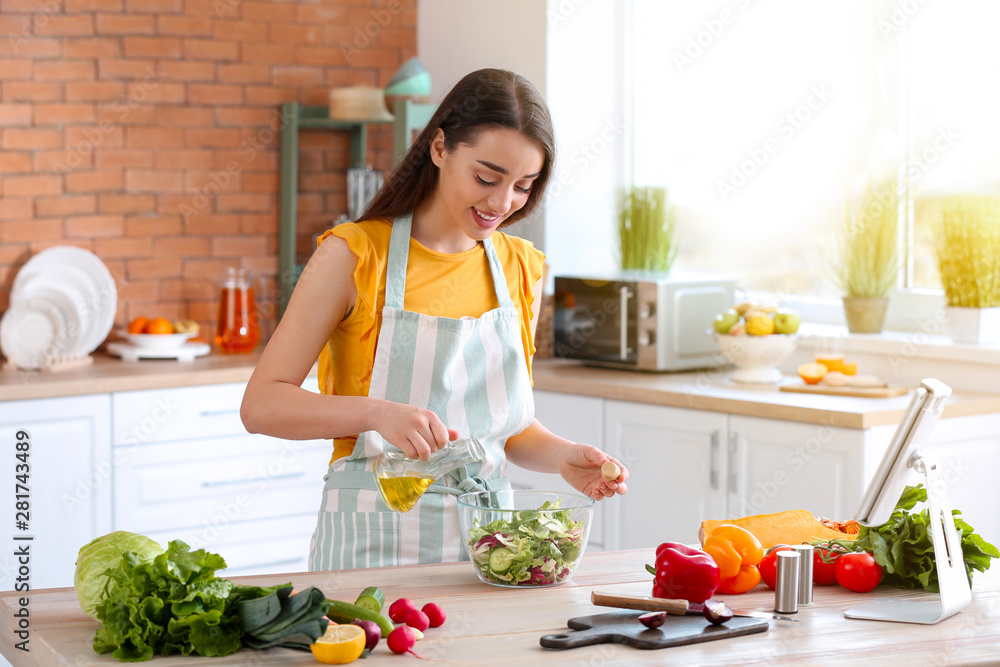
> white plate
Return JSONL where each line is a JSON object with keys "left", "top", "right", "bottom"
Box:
{"left": 14, "top": 274, "right": 89, "bottom": 356}
{"left": 0, "top": 298, "right": 69, "bottom": 370}
{"left": 11, "top": 246, "right": 117, "bottom": 354}
{"left": 119, "top": 331, "right": 197, "bottom": 350}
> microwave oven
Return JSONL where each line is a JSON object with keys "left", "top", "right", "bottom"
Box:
{"left": 552, "top": 272, "right": 737, "bottom": 372}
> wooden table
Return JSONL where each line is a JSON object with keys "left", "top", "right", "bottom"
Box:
{"left": 2, "top": 549, "right": 998, "bottom": 666}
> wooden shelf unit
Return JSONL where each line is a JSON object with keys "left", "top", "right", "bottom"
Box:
{"left": 277, "top": 100, "right": 436, "bottom": 314}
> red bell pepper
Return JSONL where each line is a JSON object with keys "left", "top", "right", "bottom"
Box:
{"left": 645, "top": 542, "right": 721, "bottom": 604}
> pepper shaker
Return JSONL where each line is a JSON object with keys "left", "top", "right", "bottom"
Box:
{"left": 791, "top": 544, "right": 814, "bottom": 606}
{"left": 774, "top": 551, "right": 800, "bottom": 615}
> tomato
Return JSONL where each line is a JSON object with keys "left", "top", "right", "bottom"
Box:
{"left": 835, "top": 552, "right": 883, "bottom": 592}
{"left": 759, "top": 546, "right": 792, "bottom": 590}
{"left": 813, "top": 548, "right": 840, "bottom": 586}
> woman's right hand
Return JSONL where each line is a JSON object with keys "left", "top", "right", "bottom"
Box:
{"left": 374, "top": 401, "right": 458, "bottom": 461}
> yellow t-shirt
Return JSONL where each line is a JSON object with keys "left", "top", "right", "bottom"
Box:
{"left": 316, "top": 218, "right": 545, "bottom": 461}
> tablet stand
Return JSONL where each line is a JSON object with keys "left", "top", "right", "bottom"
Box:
{"left": 844, "top": 453, "right": 972, "bottom": 624}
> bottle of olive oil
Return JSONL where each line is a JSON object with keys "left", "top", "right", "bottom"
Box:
{"left": 371, "top": 438, "right": 486, "bottom": 512}
{"left": 375, "top": 473, "right": 436, "bottom": 513}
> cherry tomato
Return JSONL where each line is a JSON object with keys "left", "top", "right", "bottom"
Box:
{"left": 835, "top": 552, "right": 883, "bottom": 593}
{"left": 759, "top": 546, "right": 792, "bottom": 590}
{"left": 813, "top": 548, "right": 840, "bottom": 586}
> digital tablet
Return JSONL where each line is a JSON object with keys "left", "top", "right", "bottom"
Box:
{"left": 853, "top": 378, "right": 951, "bottom": 527}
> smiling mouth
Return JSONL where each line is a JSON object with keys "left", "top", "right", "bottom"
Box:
{"left": 472, "top": 207, "right": 500, "bottom": 227}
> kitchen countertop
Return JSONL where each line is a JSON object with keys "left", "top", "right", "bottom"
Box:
{"left": 4, "top": 353, "right": 1000, "bottom": 429}
{"left": 2, "top": 549, "right": 998, "bottom": 666}
{"left": 0, "top": 349, "right": 266, "bottom": 402}
{"left": 531, "top": 359, "right": 1000, "bottom": 429}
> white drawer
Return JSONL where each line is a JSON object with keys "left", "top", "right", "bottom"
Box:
{"left": 114, "top": 434, "right": 331, "bottom": 533}
{"left": 112, "top": 383, "right": 248, "bottom": 446}
{"left": 144, "top": 514, "right": 316, "bottom": 578}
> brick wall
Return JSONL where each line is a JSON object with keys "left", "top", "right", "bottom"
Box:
{"left": 0, "top": 0, "right": 414, "bottom": 345}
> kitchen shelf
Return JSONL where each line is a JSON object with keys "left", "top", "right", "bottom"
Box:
{"left": 277, "top": 100, "right": 436, "bottom": 314}
{"left": 278, "top": 102, "right": 394, "bottom": 315}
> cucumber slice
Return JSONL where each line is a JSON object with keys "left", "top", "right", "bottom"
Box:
{"left": 354, "top": 586, "right": 386, "bottom": 613}
{"left": 488, "top": 548, "right": 516, "bottom": 574}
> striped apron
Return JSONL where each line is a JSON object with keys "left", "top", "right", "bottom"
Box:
{"left": 308, "top": 214, "right": 535, "bottom": 570}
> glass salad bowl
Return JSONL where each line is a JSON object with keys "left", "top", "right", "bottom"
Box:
{"left": 457, "top": 490, "right": 593, "bottom": 588}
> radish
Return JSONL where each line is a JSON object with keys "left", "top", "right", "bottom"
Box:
{"left": 387, "top": 626, "right": 417, "bottom": 655}
{"left": 405, "top": 608, "right": 430, "bottom": 632}
{"left": 421, "top": 603, "right": 446, "bottom": 628}
{"left": 388, "top": 598, "right": 416, "bottom": 623}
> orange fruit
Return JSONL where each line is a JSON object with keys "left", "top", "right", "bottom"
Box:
{"left": 815, "top": 355, "right": 845, "bottom": 373}
{"left": 309, "top": 623, "right": 365, "bottom": 664}
{"left": 128, "top": 317, "right": 149, "bottom": 334}
{"left": 143, "top": 317, "right": 174, "bottom": 335}
{"left": 798, "top": 362, "right": 828, "bottom": 385}
{"left": 842, "top": 361, "right": 858, "bottom": 376}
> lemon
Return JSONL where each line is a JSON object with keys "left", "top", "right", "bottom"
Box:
{"left": 310, "top": 623, "right": 366, "bottom": 664}
{"left": 745, "top": 314, "right": 775, "bottom": 336}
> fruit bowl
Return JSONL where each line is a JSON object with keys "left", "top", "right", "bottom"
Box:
{"left": 457, "top": 490, "right": 593, "bottom": 588}
{"left": 120, "top": 331, "right": 197, "bottom": 350}
{"left": 711, "top": 331, "right": 798, "bottom": 384}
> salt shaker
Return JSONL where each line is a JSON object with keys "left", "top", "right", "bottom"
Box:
{"left": 774, "top": 550, "right": 800, "bottom": 614}
{"left": 791, "top": 544, "right": 814, "bottom": 606}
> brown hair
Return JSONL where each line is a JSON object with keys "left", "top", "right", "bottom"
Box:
{"left": 359, "top": 68, "right": 555, "bottom": 228}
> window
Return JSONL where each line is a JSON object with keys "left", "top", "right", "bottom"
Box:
{"left": 631, "top": 0, "right": 1000, "bottom": 303}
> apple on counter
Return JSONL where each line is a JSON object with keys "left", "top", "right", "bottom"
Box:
{"left": 712, "top": 302, "right": 801, "bottom": 336}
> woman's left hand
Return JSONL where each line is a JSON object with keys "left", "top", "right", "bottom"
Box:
{"left": 558, "top": 444, "right": 629, "bottom": 500}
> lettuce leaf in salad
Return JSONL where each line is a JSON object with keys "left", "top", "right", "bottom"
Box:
{"left": 466, "top": 500, "right": 585, "bottom": 586}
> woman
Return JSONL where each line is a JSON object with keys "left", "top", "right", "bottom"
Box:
{"left": 241, "top": 68, "right": 628, "bottom": 571}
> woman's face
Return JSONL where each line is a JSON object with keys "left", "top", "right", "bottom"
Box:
{"left": 430, "top": 127, "right": 545, "bottom": 241}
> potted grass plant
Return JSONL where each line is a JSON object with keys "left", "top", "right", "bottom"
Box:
{"left": 934, "top": 195, "right": 1000, "bottom": 344}
{"left": 616, "top": 186, "right": 678, "bottom": 273}
{"left": 830, "top": 180, "right": 901, "bottom": 333}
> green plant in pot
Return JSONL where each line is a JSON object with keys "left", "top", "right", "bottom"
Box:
{"left": 616, "top": 186, "right": 678, "bottom": 273}
{"left": 831, "top": 180, "right": 901, "bottom": 333}
{"left": 934, "top": 195, "right": 1000, "bottom": 344}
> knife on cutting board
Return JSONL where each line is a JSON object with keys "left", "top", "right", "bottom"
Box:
{"left": 591, "top": 591, "right": 799, "bottom": 622}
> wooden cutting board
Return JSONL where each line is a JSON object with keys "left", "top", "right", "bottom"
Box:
{"left": 780, "top": 382, "right": 911, "bottom": 398}
{"left": 539, "top": 610, "right": 768, "bottom": 650}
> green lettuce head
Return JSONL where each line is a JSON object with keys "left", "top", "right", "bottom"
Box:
{"left": 74, "top": 531, "right": 164, "bottom": 620}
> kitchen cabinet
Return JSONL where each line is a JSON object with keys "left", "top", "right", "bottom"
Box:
{"left": 0, "top": 394, "right": 112, "bottom": 590}
{"left": 0, "top": 378, "right": 330, "bottom": 592}
{"left": 111, "top": 380, "right": 331, "bottom": 577}
{"left": 602, "top": 399, "right": 728, "bottom": 550}
{"left": 728, "top": 415, "right": 864, "bottom": 521}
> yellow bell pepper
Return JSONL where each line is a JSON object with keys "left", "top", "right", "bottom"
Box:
{"left": 703, "top": 524, "right": 764, "bottom": 594}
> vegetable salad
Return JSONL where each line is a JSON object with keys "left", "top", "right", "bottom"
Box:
{"left": 467, "top": 501, "right": 585, "bottom": 586}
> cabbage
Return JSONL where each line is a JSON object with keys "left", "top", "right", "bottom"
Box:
{"left": 74, "top": 531, "right": 163, "bottom": 620}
